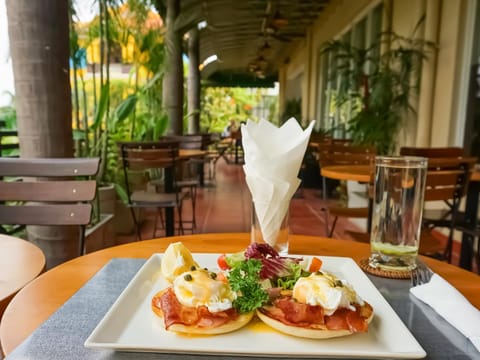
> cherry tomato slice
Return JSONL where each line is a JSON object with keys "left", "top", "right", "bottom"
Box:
{"left": 309, "top": 256, "right": 323, "bottom": 272}
{"left": 217, "top": 254, "right": 230, "bottom": 270}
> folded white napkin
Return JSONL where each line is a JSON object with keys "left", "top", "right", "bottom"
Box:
{"left": 241, "top": 118, "right": 315, "bottom": 247}
{"left": 410, "top": 273, "right": 480, "bottom": 351}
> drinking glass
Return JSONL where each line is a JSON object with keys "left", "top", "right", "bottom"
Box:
{"left": 369, "top": 156, "right": 428, "bottom": 271}
{"left": 251, "top": 201, "right": 290, "bottom": 255}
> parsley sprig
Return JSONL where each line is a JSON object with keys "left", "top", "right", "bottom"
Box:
{"left": 227, "top": 259, "right": 269, "bottom": 313}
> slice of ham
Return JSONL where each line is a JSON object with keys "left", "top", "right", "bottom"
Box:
{"left": 152, "top": 287, "right": 239, "bottom": 330}
{"left": 260, "top": 296, "right": 372, "bottom": 332}
{"left": 275, "top": 297, "right": 325, "bottom": 325}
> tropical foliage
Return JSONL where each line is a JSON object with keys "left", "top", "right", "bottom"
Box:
{"left": 200, "top": 87, "right": 275, "bottom": 133}
{"left": 70, "top": 0, "right": 167, "bottom": 202}
{"left": 0, "top": 103, "right": 18, "bottom": 157}
{"left": 321, "top": 23, "right": 435, "bottom": 154}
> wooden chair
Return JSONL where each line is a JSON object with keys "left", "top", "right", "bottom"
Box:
{"left": 418, "top": 157, "right": 477, "bottom": 262}
{"left": 119, "top": 141, "right": 187, "bottom": 240}
{"left": 318, "top": 142, "right": 376, "bottom": 237}
{"left": 400, "top": 146, "right": 465, "bottom": 158}
{"left": 399, "top": 147, "right": 467, "bottom": 223}
{"left": 453, "top": 225, "right": 480, "bottom": 273}
{"left": 399, "top": 147, "right": 476, "bottom": 261}
{"left": 0, "top": 157, "right": 100, "bottom": 255}
{"left": 160, "top": 135, "right": 206, "bottom": 233}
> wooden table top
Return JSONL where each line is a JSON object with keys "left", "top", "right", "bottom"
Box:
{"left": 178, "top": 149, "right": 207, "bottom": 159}
{"left": 1, "top": 233, "right": 479, "bottom": 355}
{"left": 0, "top": 235, "right": 45, "bottom": 318}
{"left": 321, "top": 164, "right": 372, "bottom": 182}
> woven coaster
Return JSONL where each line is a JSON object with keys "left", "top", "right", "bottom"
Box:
{"left": 359, "top": 258, "right": 411, "bottom": 279}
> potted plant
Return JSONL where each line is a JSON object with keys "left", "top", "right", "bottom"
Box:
{"left": 321, "top": 20, "right": 435, "bottom": 155}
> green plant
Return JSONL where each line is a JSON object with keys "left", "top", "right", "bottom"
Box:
{"left": 71, "top": 0, "right": 169, "bottom": 219}
{"left": 321, "top": 20, "right": 435, "bottom": 155}
{"left": 200, "top": 87, "right": 261, "bottom": 133}
{"left": 0, "top": 102, "right": 19, "bottom": 157}
{"left": 281, "top": 98, "right": 301, "bottom": 125}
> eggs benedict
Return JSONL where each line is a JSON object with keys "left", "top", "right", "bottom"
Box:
{"left": 152, "top": 268, "right": 253, "bottom": 335}
{"left": 256, "top": 271, "right": 373, "bottom": 339}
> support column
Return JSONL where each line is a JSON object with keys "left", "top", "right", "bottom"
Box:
{"left": 162, "top": 0, "right": 184, "bottom": 135}
{"left": 187, "top": 27, "right": 200, "bottom": 134}
{"left": 416, "top": 0, "right": 440, "bottom": 146}
{"left": 6, "top": 0, "right": 76, "bottom": 268}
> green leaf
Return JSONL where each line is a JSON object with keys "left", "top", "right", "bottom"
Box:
{"left": 114, "top": 183, "right": 129, "bottom": 204}
{"left": 73, "top": 129, "right": 86, "bottom": 141}
{"left": 143, "top": 71, "right": 163, "bottom": 91}
{"left": 114, "top": 95, "right": 137, "bottom": 123}
{"left": 153, "top": 114, "right": 169, "bottom": 139}
{"left": 92, "top": 85, "right": 109, "bottom": 131}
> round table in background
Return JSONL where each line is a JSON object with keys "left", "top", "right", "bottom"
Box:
{"left": 1, "top": 233, "right": 479, "bottom": 356}
{"left": 0, "top": 234, "right": 45, "bottom": 319}
{"left": 320, "top": 164, "right": 372, "bottom": 183}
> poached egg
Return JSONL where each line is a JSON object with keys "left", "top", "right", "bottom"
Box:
{"left": 173, "top": 269, "right": 237, "bottom": 313}
{"left": 292, "top": 272, "right": 363, "bottom": 316}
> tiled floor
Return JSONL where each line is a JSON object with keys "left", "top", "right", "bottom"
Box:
{"left": 116, "top": 156, "right": 466, "bottom": 268}
{"left": 116, "top": 157, "right": 364, "bottom": 243}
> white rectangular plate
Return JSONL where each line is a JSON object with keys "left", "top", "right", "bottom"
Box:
{"left": 85, "top": 254, "right": 426, "bottom": 358}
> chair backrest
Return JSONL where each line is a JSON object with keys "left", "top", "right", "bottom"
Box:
{"left": 0, "top": 158, "right": 99, "bottom": 226}
{"left": 0, "top": 157, "right": 99, "bottom": 255}
{"left": 400, "top": 146, "right": 465, "bottom": 158}
{"left": 424, "top": 157, "right": 477, "bottom": 203}
{"left": 119, "top": 140, "right": 180, "bottom": 197}
{"left": 318, "top": 142, "right": 376, "bottom": 167}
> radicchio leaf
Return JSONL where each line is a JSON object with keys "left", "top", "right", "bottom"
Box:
{"left": 244, "top": 243, "right": 302, "bottom": 280}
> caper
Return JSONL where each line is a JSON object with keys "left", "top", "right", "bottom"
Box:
{"left": 210, "top": 272, "right": 217, "bottom": 279}
{"left": 190, "top": 265, "right": 197, "bottom": 271}
{"left": 335, "top": 280, "right": 343, "bottom": 287}
{"left": 184, "top": 274, "right": 193, "bottom": 281}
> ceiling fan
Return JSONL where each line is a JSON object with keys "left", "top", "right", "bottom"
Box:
{"left": 260, "top": 1, "right": 305, "bottom": 42}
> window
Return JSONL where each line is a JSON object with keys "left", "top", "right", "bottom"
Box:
{"left": 317, "top": 5, "right": 383, "bottom": 136}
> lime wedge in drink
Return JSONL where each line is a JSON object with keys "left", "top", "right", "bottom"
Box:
{"left": 371, "top": 242, "right": 418, "bottom": 256}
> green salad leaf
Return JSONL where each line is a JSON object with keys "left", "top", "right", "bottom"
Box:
{"left": 225, "top": 251, "right": 245, "bottom": 268}
{"left": 227, "top": 259, "right": 269, "bottom": 313}
{"left": 274, "top": 262, "right": 310, "bottom": 290}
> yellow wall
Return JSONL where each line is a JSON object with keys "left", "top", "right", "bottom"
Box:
{"left": 430, "top": 0, "right": 468, "bottom": 146}
{"left": 280, "top": 0, "right": 473, "bottom": 148}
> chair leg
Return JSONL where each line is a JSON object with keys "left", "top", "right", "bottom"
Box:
{"left": 79, "top": 225, "right": 86, "bottom": 256}
{"left": 159, "top": 208, "right": 165, "bottom": 229}
{"left": 129, "top": 207, "right": 141, "bottom": 241}
{"left": 177, "top": 204, "right": 184, "bottom": 235}
{"left": 328, "top": 216, "right": 338, "bottom": 238}
{"left": 322, "top": 209, "right": 330, "bottom": 237}
{"left": 322, "top": 177, "right": 330, "bottom": 236}
{"left": 444, "top": 231, "right": 453, "bottom": 263}
{"left": 153, "top": 208, "right": 161, "bottom": 238}
{"left": 474, "top": 236, "right": 480, "bottom": 274}
{"left": 211, "top": 158, "right": 217, "bottom": 180}
{"left": 191, "top": 186, "right": 197, "bottom": 233}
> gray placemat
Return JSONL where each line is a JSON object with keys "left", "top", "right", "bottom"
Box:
{"left": 5, "top": 259, "right": 479, "bottom": 360}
